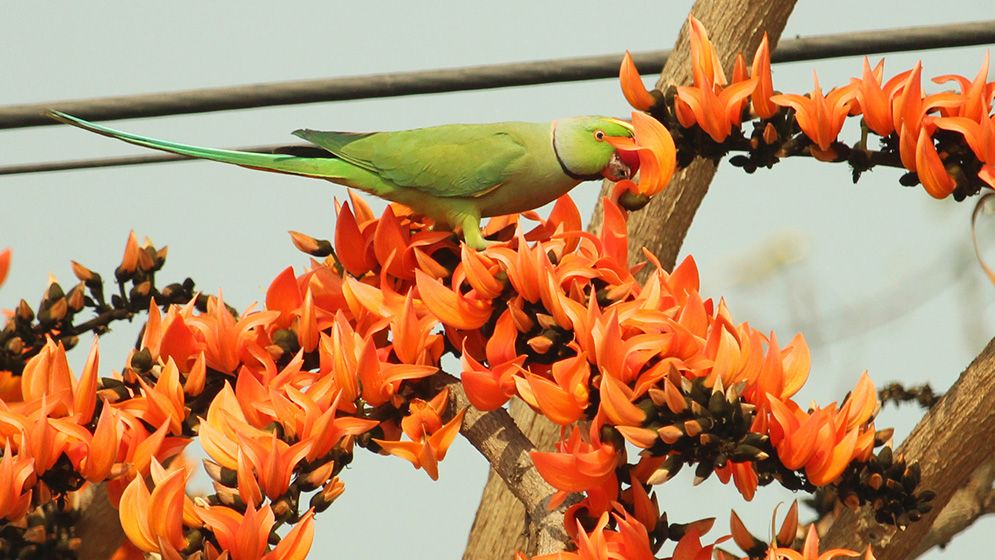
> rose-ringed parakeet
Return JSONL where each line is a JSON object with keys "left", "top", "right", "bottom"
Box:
{"left": 48, "top": 111, "right": 638, "bottom": 249}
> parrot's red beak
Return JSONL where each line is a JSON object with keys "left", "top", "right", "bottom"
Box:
{"left": 601, "top": 148, "right": 641, "bottom": 181}
{"left": 603, "top": 130, "right": 642, "bottom": 181}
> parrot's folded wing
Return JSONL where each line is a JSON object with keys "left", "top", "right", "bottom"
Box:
{"left": 293, "top": 124, "right": 532, "bottom": 198}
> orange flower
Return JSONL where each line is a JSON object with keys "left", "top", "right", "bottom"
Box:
{"left": 892, "top": 63, "right": 962, "bottom": 171}
{"left": 119, "top": 460, "right": 194, "bottom": 555}
{"left": 915, "top": 127, "right": 956, "bottom": 198}
{"left": 81, "top": 403, "right": 120, "bottom": 482}
{"left": 520, "top": 353, "right": 591, "bottom": 425}
{"left": 577, "top": 509, "right": 656, "bottom": 560}
{"left": 771, "top": 524, "right": 860, "bottom": 560}
{"left": 0, "top": 442, "right": 34, "bottom": 521}
{"left": 236, "top": 431, "right": 312, "bottom": 500}
{"left": 0, "top": 248, "right": 10, "bottom": 288}
{"left": 119, "top": 231, "right": 140, "bottom": 276}
{"left": 415, "top": 269, "right": 492, "bottom": 330}
{"left": 676, "top": 75, "right": 757, "bottom": 143}
{"left": 355, "top": 336, "right": 438, "bottom": 408}
{"left": 605, "top": 112, "right": 677, "bottom": 196}
{"left": 771, "top": 73, "right": 856, "bottom": 157}
{"left": 20, "top": 338, "right": 76, "bottom": 418}
{"left": 745, "top": 332, "right": 811, "bottom": 406}
{"left": 619, "top": 51, "right": 657, "bottom": 111}
{"left": 933, "top": 51, "right": 992, "bottom": 122}
{"left": 598, "top": 372, "right": 646, "bottom": 428}
{"left": 688, "top": 15, "right": 725, "bottom": 87}
{"left": 197, "top": 503, "right": 315, "bottom": 560}
{"left": 531, "top": 425, "right": 618, "bottom": 511}
{"left": 298, "top": 392, "right": 378, "bottom": 463}
{"left": 714, "top": 460, "right": 759, "bottom": 501}
{"left": 934, "top": 114, "right": 995, "bottom": 188}
{"left": 389, "top": 290, "right": 444, "bottom": 365}
{"left": 850, "top": 58, "right": 911, "bottom": 137}
{"left": 751, "top": 34, "right": 777, "bottom": 119}
{"left": 374, "top": 388, "right": 466, "bottom": 480}
{"left": 199, "top": 383, "right": 260, "bottom": 470}
{"left": 460, "top": 311, "right": 525, "bottom": 411}
{"left": 131, "top": 357, "right": 186, "bottom": 435}
{"left": 766, "top": 391, "right": 873, "bottom": 486}
{"left": 671, "top": 528, "right": 731, "bottom": 560}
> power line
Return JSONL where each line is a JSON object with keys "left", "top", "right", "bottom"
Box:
{"left": 2, "top": 21, "right": 993, "bottom": 132}
{"left": 1, "top": 20, "right": 993, "bottom": 177}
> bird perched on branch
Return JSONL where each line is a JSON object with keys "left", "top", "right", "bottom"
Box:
{"left": 49, "top": 111, "right": 644, "bottom": 249}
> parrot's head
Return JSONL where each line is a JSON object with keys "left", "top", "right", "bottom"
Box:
{"left": 552, "top": 116, "right": 640, "bottom": 182}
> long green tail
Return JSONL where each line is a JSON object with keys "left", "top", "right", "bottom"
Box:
{"left": 47, "top": 111, "right": 347, "bottom": 179}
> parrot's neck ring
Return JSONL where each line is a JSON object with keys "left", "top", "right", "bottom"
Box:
{"left": 551, "top": 121, "right": 603, "bottom": 182}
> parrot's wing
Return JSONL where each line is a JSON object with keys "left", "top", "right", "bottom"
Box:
{"left": 293, "top": 124, "right": 532, "bottom": 198}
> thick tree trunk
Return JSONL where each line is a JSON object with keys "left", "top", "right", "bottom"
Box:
{"left": 461, "top": 2, "right": 797, "bottom": 558}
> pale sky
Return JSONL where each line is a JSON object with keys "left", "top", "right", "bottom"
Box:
{"left": 2, "top": 2, "right": 993, "bottom": 558}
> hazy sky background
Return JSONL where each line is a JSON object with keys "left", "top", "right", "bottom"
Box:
{"left": 2, "top": 2, "right": 993, "bottom": 558}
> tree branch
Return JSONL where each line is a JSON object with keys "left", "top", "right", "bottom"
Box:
{"left": 434, "top": 373, "right": 569, "bottom": 555}
{"left": 910, "top": 457, "right": 995, "bottom": 557}
{"left": 821, "top": 337, "right": 995, "bottom": 558}
{"left": 463, "top": 2, "right": 797, "bottom": 558}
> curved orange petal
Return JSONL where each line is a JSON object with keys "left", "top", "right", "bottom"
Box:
{"left": 148, "top": 466, "right": 187, "bottom": 551}
{"left": 415, "top": 269, "right": 492, "bottom": 330}
{"left": 119, "top": 475, "right": 157, "bottom": 553}
{"left": 780, "top": 333, "right": 811, "bottom": 399}
{"left": 598, "top": 374, "right": 646, "bottom": 427}
{"left": 527, "top": 374, "right": 584, "bottom": 425}
{"left": 751, "top": 34, "right": 776, "bottom": 119}
{"left": 83, "top": 404, "right": 119, "bottom": 482}
{"left": 0, "top": 248, "right": 10, "bottom": 287}
{"left": 915, "top": 128, "right": 956, "bottom": 198}
{"left": 268, "top": 509, "right": 315, "bottom": 560}
{"left": 620, "top": 51, "right": 656, "bottom": 111}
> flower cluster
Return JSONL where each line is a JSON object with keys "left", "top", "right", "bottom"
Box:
{"left": 0, "top": 191, "right": 929, "bottom": 558}
{"left": 620, "top": 16, "right": 995, "bottom": 202}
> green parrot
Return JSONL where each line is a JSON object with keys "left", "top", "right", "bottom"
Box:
{"left": 48, "top": 111, "right": 639, "bottom": 249}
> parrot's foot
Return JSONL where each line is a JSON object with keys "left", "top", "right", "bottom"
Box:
{"left": 459, "top": 215, "right": 490, "bottom": 251}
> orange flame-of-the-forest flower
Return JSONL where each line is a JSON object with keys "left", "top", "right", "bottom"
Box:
{"left": 850, "top": 58, "right": 912, "bottom": 137}
{"left": 620, "top": 51, "right": 657, "bottom": 112}
{"left": 935, "top": 114, "right": 995, "bottom": 188}
{"left": 688, "top": 16, "right": 725, "bottom": 87}
{"left": 771, "top": 524, "right": 862, "bottom": 560}
{"left": 0, "top": 443, "right": 34, "bottom": 521}
{"left": 0, "top": 248, "right": 10, "bottom": 288}
{"left": 531, "top": 425, "right": 618, "bottom": 513}
{"left": 197, "top": 503, "right": 315, "bottom": 560}
{"left": 771, "top": 73, "right": 856, "bottom": 158}
{"left": 915, "top": 126, "right": 957, "bottom": 198}
{"left": 751, "top": 34, "right": 777, "bottom": 119}
{"left": 671, "top": 16, "right": 758, "bottom": 143}
{"left": 767, "top": 373, "right": 877, "bottom": 486}
{"left": 933, "top": 51, "right": 993, "bottom": 122}
{"left": 605, "top": 112, "right": 677, "bottom": 196}
{"left": 374, "top": 388, "right": 466, "bottom": 480}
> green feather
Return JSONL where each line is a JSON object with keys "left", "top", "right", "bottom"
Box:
{"left": 46, "top": 111, "right": 354, "bottom": 180}
{"left": 293, "top": 124, "right": 535, "bottom": 198}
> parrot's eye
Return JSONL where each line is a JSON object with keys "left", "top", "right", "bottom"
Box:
{"left": 594, "top": 130, "right": 606, "bottom": 142}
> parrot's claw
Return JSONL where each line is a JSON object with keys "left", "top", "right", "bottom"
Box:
{"left": 459, "top": 215, "right": 490, "bottom": 251}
